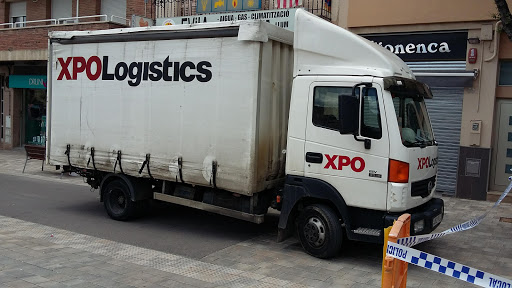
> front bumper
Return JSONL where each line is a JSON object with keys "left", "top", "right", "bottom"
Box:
{"left": 384, "top": 198, "right": 444, "bottom": 235}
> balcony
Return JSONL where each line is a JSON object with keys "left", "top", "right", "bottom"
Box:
{"left": 151, "top": 0, "right": 332, "bottom": 22}
{"left": 0, "top": 15, "right": 129, "bottom": 61}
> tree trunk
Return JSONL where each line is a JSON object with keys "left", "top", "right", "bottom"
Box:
{"left": 495, "top": 0, "right": 512, "bottom": 41}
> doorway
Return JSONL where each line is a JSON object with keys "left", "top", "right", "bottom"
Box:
{"left": 492, "top": 99, "right": 512, "bottom": 190}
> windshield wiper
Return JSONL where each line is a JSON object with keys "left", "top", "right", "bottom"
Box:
{"left": 403, "top": 140, "right": 427, "bottom": 148}
{"left": 422, "top": 139, "right": 437, "bottom": 146}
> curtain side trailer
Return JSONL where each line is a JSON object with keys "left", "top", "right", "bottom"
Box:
{"left": 47, "top": 10, "right": 444, "bottom": 258}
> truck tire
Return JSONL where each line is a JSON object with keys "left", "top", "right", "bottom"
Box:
{"left": 296, "top": 204, "right": 342, "bottom": 259}
{"left": 103, "top": 179, "right": 137, "bottom": 221}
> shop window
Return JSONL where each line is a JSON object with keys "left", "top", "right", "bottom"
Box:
{"left": 25, "top": 89, "right": 47, "bottom": 146}
{"left": 499, "top": 61, "right": 512, "bottom": 86}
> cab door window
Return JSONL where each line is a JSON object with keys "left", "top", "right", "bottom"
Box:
{"left": 312, "top": 86, "right": 352, "bottom": 131}
{"left": 361, "top": 87, "right": 382, "bottom": 139}
{"left": 312, "top": 86, "right": 382, "bottom": 139}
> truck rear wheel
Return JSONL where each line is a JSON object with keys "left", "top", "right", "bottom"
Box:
{"left": 297, "top": 204, "right": 342, "bottom": 259}
{"left": 103, "top": 179, "right": 137, "bottom": 221}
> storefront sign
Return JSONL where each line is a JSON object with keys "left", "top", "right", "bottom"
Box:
{"left": 8, "top": 75, "right": 47, "bottom": 89}
{"left": 362, "top": 31, "right": 468, "bottom": 61}
{"left": 157, "top": 8, "right": 298, "bottom": 31}
{"left": 197, "top": 0, "right": 262, "bottom": 13}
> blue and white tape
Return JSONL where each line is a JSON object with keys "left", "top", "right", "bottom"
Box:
{"left": 397, "top": 180, "right": 512, "bottom": 247}
{"left": 386, "top": 241, "right": 512, "bottom": 288}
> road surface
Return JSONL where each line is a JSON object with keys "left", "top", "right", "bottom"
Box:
{"left": 0, "top": 173, "right": 279, "bottom": 259}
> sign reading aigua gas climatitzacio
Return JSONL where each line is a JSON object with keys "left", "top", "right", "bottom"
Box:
{"left": 157, "top": 8, "right": 298, "bottom": 31}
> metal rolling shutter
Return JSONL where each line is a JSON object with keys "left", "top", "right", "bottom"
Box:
{"left": 407, "top": 61, "right": 467, "bottom": 195}
{"left": 9, "top": 2, "right": 26, "bottom": 18}
{"left": 51, "top": 0, "right": 72, "bottom": 20}
{"left": 425, "top": 88, "right": 463, "bottom": 194}
{"left": 101, "top": 0, "right": 127, "bottom": 24}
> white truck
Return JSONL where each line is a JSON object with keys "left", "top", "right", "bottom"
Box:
{"left": 47, "top": 10, "right": 444, "bottom": 258}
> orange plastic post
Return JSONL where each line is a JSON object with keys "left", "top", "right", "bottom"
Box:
{"left": 382, "top": 214, "right": 411, "bottom": 288}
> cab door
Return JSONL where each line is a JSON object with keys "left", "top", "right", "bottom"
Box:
{"left": 304, "top": 77, "right": 390, "bottom": 210}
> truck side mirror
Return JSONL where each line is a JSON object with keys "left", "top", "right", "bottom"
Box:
{"left": 338, "top": 95, "right": 358, "bottom": 134}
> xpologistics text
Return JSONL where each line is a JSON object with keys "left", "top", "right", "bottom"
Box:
{"left": 57, "top": 56, "right": 212, "bottom": 86}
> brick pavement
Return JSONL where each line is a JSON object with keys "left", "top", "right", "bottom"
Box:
{"left": 1, "top": 148, "right": 512, "bottom": 287}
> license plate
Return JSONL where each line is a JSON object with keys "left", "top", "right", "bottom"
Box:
{"left": 432, "top": 213, "right": 442, "bottom": 227}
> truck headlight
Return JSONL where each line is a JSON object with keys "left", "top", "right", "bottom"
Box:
{"left": 414, "top": 220, "right": 425, "bottom": 233}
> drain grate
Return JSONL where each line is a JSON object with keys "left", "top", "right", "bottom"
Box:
{"left": 499, "top": 217, "right": 512, "bottom": 223}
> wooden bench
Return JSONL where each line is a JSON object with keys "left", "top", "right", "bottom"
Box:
{"left": 23, "top": 144, "right": 46, "bottom": 173}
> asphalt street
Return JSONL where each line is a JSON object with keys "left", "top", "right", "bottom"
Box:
{"left": 0, "top": 173, "right": 279, "bottom": 259}
{"left": 1, "top": 152, "right": 512, "bottom": 287}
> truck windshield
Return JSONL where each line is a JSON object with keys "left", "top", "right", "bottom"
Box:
{"left": 384, "top": 77, "right": 435, "bottom": 147}
{"left": 392, "top": 96, "right": 434, "bottom": 147}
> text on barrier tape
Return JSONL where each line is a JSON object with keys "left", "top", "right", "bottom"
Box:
{"left": 397, "top": 180, "right": 512, "bottom": 247}
{"left": 386, "top": 241, "right": 512, "bottom": 288}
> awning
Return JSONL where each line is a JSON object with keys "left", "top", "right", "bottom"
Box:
{"left": 406, "top": 61, "right": 475, "bottom": 88}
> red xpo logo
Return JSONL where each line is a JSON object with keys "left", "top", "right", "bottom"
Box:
{"left": 417, "top": 156, "right": 438, "bottom": 170}
{"left": 324, "top": 154, "right": 365, "bottom": 172}
{"left": 57, "top": 56, "right": 212, "bottom": 86}
{"left": 58, "top": 57, "right": 103, "bottom": 80}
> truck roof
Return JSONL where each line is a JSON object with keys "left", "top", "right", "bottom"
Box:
{"left": 293, "top": 9, "right": 414, "bottom": 79}
{"left": 49, "top": 19, "right": 293, "bottom": 46}
{"left": 49, "top": 10, "right": 413, "bottom": 79}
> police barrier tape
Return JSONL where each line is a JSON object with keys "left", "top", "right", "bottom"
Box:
{"left": 397, "top": 180, "right": 512, "bottom": 248}
{"left": 386, "top": 241, "right": 512, "bottom": 288}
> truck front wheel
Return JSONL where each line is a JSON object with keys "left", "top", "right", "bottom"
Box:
{"left": 297, "top": 204, "right": 342, "bottom": 259}
{"left": 103, "top": 179, "right": 137, "bottom": 221}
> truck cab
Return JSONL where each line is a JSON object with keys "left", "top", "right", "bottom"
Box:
{"left": 278, "top": 10, "right": 444, "bottom": 258}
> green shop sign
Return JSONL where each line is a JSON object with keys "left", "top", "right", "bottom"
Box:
{"left": 9, "top": 75, "right": 47, "bottom": 89}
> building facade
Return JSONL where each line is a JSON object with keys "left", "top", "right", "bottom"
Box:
{"left": 0, "top": 0, "right": 147, "bottom": 150}
{"left": 344, "top": 0, "right": 512, "bottom": 199}
{"left": 1, "top": 0, "right": 510, "bottom": 200}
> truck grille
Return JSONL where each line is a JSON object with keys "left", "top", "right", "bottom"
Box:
{"left": 411, "top": 175, "right": 436, "bottom": 198}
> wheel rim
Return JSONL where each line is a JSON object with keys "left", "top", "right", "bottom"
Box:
{"left": 303, "top": 216, "right": 326, "bottom": 247}
{"left": 108, "top": 188, "right": 126, "bottom": 215}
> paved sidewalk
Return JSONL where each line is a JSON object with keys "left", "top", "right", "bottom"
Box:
{"left": 0, "top": 148, "right": 86, "bottom": 186}
{"left": 1, "top": 148, "right": 512, "bottom": 287}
